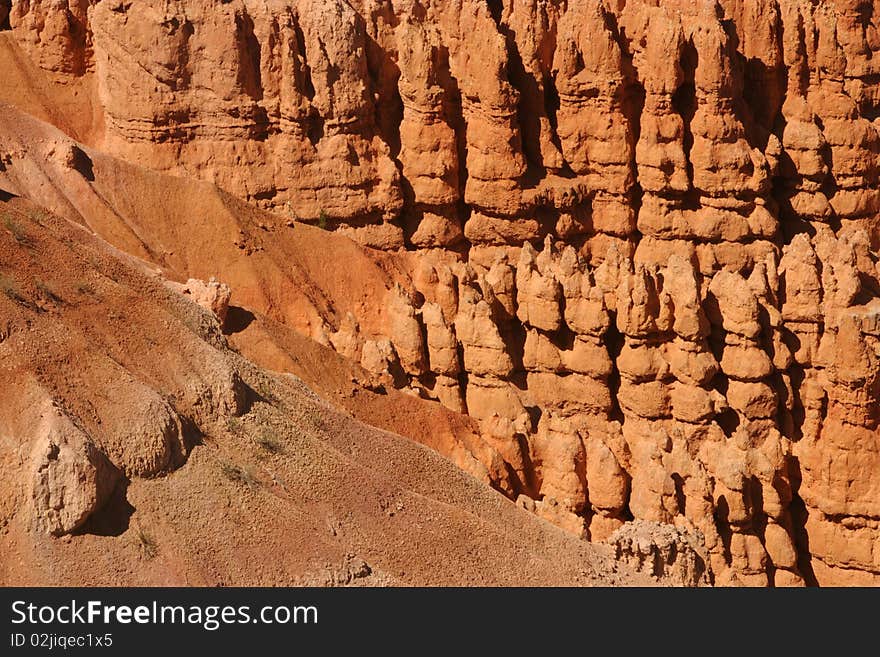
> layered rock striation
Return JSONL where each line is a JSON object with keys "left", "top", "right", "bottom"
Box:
{"left": 6, "top": 0, "right": 880, "bottom": 585}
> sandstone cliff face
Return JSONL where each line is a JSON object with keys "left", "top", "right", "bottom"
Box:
{"left": 6, "top": 0, "right": 880, "bottom": 585}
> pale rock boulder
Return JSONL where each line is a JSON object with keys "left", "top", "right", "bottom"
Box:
{"left": 360, "top": 338, "right": 399, "bottom": 376}
{"left": 167, "top": 277, "right": 232, "bottom": 325}
{"left": 30, "top": 412, "right": 119, "bottom": 536}
{"left": 179, "top": 352, "right": 247, "bottom": 426}
{"left": 97, "top": 389, "right": 187, "bottom": 478}
{"left": 329, "top": 313, "right": 363, "bottom": 361}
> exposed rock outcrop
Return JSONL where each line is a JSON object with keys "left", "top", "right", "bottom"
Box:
{"left": 6, "top": 0, "right": 880, "bottom": 586}
{"left": 29, "top": 410, "right": 119, "bottom": 536}
{"left": 166, "top": 277, "right": 232, "bottom": 327}
{"left": 608, "top": 520, "right": 710, "bottom": 587}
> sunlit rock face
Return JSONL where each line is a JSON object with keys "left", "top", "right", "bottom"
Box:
{"left": 9, "top": 0, "right": 880, "bottom": 586}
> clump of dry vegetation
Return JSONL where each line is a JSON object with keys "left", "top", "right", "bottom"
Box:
{"left": 136, "top": 527, "right": 158, "bottom": 560}
{"left": 220, "top": 461, "right": 260, "bottom": 489}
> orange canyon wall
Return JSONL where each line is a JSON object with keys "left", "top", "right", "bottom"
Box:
{"left": 5, "top": 0, "right": 880, "bottom": 585}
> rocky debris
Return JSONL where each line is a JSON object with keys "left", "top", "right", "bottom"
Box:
{"left": 166, "top": 277, "right": 232, "bottom": 326}
{"left": 302, "top": 554, "right": 384, "bottom": 587}
{"left": 0, "top": 206, "right": 257, "bottom": 538}
{"left": 607, "top": 521, "right": 710, "bottom": 587}
{"left": 98, "top": 392, "right": 187, "bottom": 478}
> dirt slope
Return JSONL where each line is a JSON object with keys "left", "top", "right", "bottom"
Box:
{"left": 0, "top": 196, "right": 659, "bottom": 586}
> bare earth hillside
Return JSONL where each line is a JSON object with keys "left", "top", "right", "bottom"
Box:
{"left": 2, "top": 0, "right": 880, "bottom": 586}
{"left": 0, "top": 195, "right": 673, "bottom": 586}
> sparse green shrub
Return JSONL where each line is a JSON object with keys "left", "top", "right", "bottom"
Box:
{"left": 226, "top": 417, "right": 243, "bottom": 435}
{"left": 28, "top": 208, "right": 52, "bottom": 227}
{"left": 74, "top": 281, "right": 96, "bottom": 297}
{"left": 220, "top": 461, "right": 260, "bottom": 489}
{"left": 257, "top": 381, "right": 278, "bottom": 404}
{"left": 317, "top": 210, "right": 329, "bottom": 231}
{"left": 255, "top": 430, "right": 283, "bottom": 455}
{"left": 4, "top": 215, "right": 31, "bottom": 246}
{"left": 0, "top": 275, "right": 26, "bottom": 305}
{"left": 35, "top": 279, "right": 64, "bottom": 305}
{"left": 136, "top": 527, "right": 158, "bottom": 560}
{"left": 305, "top": 408, "right": 325, "bottom": 431}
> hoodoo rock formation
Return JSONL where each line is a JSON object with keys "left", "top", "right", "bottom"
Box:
{"left": 2, "top": 0, "right": 880, "bottom": 586}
